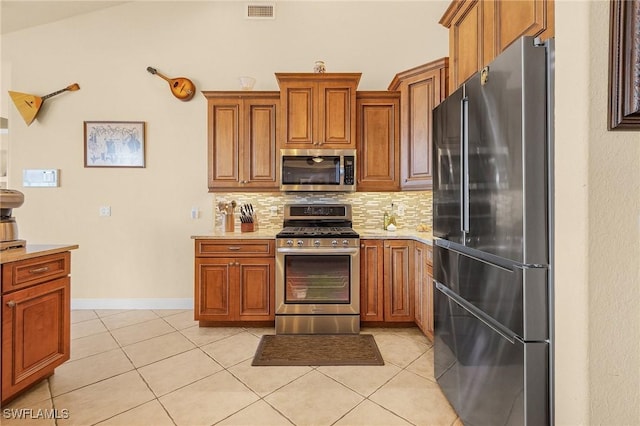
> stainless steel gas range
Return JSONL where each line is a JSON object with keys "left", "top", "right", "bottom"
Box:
{"left": 275, "top": 204, "right": 360, "bottom": 334}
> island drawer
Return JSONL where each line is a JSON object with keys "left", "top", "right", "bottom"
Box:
{"left": 2, "top": 251, "right": 71, "bottom": 293}
{"left": 195, "top": 239, "right": 274, "bottom": 257}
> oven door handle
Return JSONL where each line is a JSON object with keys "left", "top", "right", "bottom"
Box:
{"left": 276, "top": 247, "right": 359, "bottom": 255}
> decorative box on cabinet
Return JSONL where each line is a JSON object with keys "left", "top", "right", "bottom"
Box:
{"left": 388, "top": 59, "right": 448, "bottom": 190}
{"left": 1, "top": 248, "right": 76, "bottom": 405}
{"left": 440, "top": 0, "right": 554, "bottom": 91}
{"left": 203, "top": 92, "right": 280, "bottom": 192}
{"left": 194, "top": 239, "right": 275, "bottom": 325}
{"left": 276, "top": 73, "right": 361, "bottom": 149}
{"left": 356, "top": 91, "right": 401, "bottom": 191}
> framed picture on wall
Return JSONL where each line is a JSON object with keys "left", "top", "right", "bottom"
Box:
{"left": 608, "top": 0, "right": 640, "bottom": 130}
{"left": 84, "top": 121, "right": 146, "bottom": 167}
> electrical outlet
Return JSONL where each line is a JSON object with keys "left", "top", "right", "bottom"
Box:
{"left": 269, "top": 206, "right": 278, "bottom": 216}
{"left": 191, "top": 207, "right": 199, "bottom": 219}
{"left": 99, "top": 206, "right": 111, "bottom": 217}
{"left": 397, "top": 204, "right": 405, "bottom": 216}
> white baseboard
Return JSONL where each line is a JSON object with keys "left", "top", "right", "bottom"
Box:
{"left": 71, "top": 298, "right": 193, "bottom": 310}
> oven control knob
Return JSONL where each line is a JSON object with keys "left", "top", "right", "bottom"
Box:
{"left": 286, "top": 240, "right": 294, "bottom": 247}
{"left": 313, "top": 240, "right": 321, "bottom": 247}
{"left": 297, "top": 240, "right": 304, "bottom": 247}
{"left": 331, "top": 240, "right": 338, "bottom": 246}
{"left": 342, "top": 240, "right": 349, "bottom": 246}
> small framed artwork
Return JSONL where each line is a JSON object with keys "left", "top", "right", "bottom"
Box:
{"left": 84, "top": 121, "right": 146, "bottom": 167}
{"left": 608, "top": 0, "right": 640, "bottom": 130}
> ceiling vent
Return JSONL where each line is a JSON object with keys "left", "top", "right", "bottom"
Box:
{"left": 246, "top": 3, "right": 275, "bottom": 19}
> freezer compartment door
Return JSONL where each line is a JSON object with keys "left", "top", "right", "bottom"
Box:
{"left": 434, "top": 282, "right": 549, "bottom": 426}
{"left": 434, "top": 242, "right": 548, "bottom": 341}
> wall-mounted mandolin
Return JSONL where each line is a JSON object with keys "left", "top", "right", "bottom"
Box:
{"left": 9, "top": 83, "right": 80, "bottom": 126}
{"left": 146, "top": 66, "right": 196, "bottom": 101}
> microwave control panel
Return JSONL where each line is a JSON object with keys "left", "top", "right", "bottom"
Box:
{"left": 344, "top": 156, "right": 355, "bottom": 185}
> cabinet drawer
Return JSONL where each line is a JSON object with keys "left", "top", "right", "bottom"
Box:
{"left": 196, "top": 239, "right": 274, "bottom": 257}
{"left": 2, "top": 252, "right": 70, "bottom": 293}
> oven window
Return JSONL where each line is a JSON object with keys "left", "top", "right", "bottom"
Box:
{"left": 282, "top": 156, "right": 340, "bottom": 185}
{"left": 284, "top": 255, "right": 350, "bottom": 304}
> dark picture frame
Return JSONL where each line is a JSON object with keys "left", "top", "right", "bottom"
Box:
{"left": 84, "top": 121, "right": 146, "bottom": 167}
{"left": 608, "top": 0, "right": 640, "bottom": 130}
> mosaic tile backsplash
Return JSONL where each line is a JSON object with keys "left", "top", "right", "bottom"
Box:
{"left": 212, "top": 191, "right": 432, "bottom": 232}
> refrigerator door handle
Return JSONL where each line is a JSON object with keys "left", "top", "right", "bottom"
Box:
{"left": 435, "top": 281, "right": 518, "bottom": 343}
{"left": 460, "top": 95, "right": 470, "bottom": 234}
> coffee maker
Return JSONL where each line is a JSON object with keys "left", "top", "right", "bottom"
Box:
{"left": 0, "top": 189, "right": 26, "bottom": 250}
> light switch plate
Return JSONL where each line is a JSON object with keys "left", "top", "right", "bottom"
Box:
{"left": 23, "top": 169, "right": 59, "bottom": 187}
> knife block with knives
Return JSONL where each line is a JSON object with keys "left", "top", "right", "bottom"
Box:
{"left": 240, "top": 203, "right": 257, "bottom": 232}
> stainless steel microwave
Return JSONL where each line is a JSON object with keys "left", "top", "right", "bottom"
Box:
{"left": 280, "top": 149, "right": 356, "bottom": 192}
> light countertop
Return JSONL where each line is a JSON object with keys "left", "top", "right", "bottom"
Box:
{"left": 0, "top": 244, "right": 79, "bottom": 264}
{"left": 191, "top": 228, "right": 432, "bottom": 245}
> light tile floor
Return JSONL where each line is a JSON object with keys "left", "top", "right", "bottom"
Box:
{"left": 2, "top": 309, "right": 462, "bottom": 426}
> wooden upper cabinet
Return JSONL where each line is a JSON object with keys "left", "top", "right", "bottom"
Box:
{"left": 276, "top": 73, "right": 361, "bottom": 149}
{"left": 356, "top": 91, "right": 400, "bottom": 191}
{"left": 440, "top": 0, "right": 554, "bottom": 92}
{"left": 388, "top": 59, "right": 448, "bottom": 190}
{"left": 203, "top": 92, "right": 279, "bottom": 192}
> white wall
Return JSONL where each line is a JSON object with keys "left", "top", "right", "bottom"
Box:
{"left": 555, "top": 1, "right": 640, "bottom": 424}
{"left": 1, "top": 1, "right": 449, "bottom": 306}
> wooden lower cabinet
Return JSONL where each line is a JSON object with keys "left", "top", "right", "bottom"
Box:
{"left": 360, "top": 240, "right": 385, "bottom": 322}
{"left": 361, "top": 239, "right": 433, "bottom": 338}
{"left": 414, "top": 242, "right": 434, "bottom": 339}
{"left": 360, "top": 239, "right": 416, "bottom": 323}
{"left": 384, "top": 240, "right": 415, "bottom": 322}
{"left": 194, "top": 239, "right": 275, "bottom": 324}
{"left": 1, "top": 250, "right": 73, "bottom": 405}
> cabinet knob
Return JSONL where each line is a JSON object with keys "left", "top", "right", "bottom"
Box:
{"left": 229, "top": 262, "right": 234, "bottom": 266}
{"left": 235, "top": 261, "right": 240, "bottom": 266}
{"left": 7, "top": 300, "right": 15, "bottom": 308}
{"left": 361, "top": 244, "right": 365, "bottom": 248}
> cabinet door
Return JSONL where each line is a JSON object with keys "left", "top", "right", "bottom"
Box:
{"left": 279, "top": 80, "right": 315, "bottom": 147}
{"left": 383, "top": 240, "right": 415, "bottom": 322}
{"left": 389, "top": 60, "right": 447, "bottom": 190}
{"left": 318, "top": 81, "right": 357, "bottom": 148}
{"left": 238, "top": 258, "right": 275, "bottom": 321}
{"left": 242, "top": 97, "right": 279, "bottom": 189}
{"left": 493, "top": 0, "right": 554, "bottom": 53}
{"left": 360, "top": 240, "right": 385, "bottom": 322}
{"left": 356, "top": 92, "right": 400, "bottom": 191}
{"left": 208, "top": 98, "right": 241, "bottom": 188}
{"left": 414, "top": 242, "right": 426, "bottom": 332}
{"left": 2, "top": 277, "right": 70, "bottom": 402}
{"left": 195, "top": 258, "right": 236, "bottom": 321}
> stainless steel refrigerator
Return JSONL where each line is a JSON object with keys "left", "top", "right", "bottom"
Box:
{"left": 432, "top": 36, "right": 554, "bottom": 426}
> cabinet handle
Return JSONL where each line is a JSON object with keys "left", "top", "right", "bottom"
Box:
{"left": 7, "top": 301, "right": 15, "bottom": 308}
{"left": 29, "top": 266, "right": 50, "bottom": 274}
{"left": 228, "top": 247, "right": 241, "bottom": 251}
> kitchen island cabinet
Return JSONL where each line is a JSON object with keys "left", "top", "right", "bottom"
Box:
{"left": 388, "top": 58, "right": 448, "bottom": 190}
{"left": 194, "top": 239, "right": 275, "bottom": 325}
{"left": 203, "top": 92, "right": 280, "bottom": 192}
{"left": 1, "top": 245, "right": 77, "bottom": 405}
{"left": 276, "top": 73, "right": 361, "bottom": 149}
{"left": 440, "top": 0, "right": 554, "bottom": 91}
{"left": 356, "top": 91, "right": 401, "bottom": 191}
